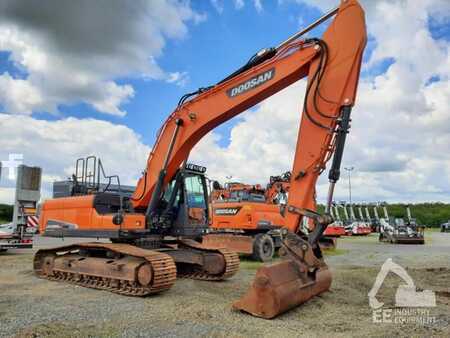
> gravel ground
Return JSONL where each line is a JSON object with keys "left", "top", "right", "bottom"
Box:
{"left": 0, "top": 232, "right": 449, "bottom": 337}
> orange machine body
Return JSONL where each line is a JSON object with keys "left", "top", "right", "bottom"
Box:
{"left": 212, "top": 200, "right": 285, "bottom": 232}
{"left": 39, "top": 195, "right": 145, "bottom": 234}
{"left": 210, "top": 178, "right": 345, "bottom": 237}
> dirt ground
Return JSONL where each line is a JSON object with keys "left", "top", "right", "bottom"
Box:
{"left": 1, "top": 231, "right": 449, "bottom": 338}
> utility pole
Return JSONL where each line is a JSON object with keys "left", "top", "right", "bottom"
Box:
{"left": 344, "top": 166, "right": 354, "bottom": 204}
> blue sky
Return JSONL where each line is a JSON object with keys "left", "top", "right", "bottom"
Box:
{"left": 2, "top": 0, "right": 336, "bottom": 146}
{"left": 0, "top": 0, "right": 449, "bottom": 204}
{"left": 68, "top": 1, "right": 327, "bottom": 147}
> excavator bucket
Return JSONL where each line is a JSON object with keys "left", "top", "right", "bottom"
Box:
{"left": 233, "top": 232, "right": 332, "bottom": 319}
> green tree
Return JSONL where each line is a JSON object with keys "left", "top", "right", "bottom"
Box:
{"left": 317, "top": 203, "right": 450, "bottom": 227}
{"left": 0, "top": 204, "right": 13, "bottom": 223}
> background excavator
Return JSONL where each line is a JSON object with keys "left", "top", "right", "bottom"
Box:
{"left": 206, "top": 174, "right": 288, "bottom": 262}
{"left": 341, "top": 202, "right": 371, "bottom": 235}
{"left": 36, "top": 0, "right": 366, "bottom": 319}
{"left": 378, "top": 205, "right": 425, "bottom": 244}
{"left": 205, "top": 172, "right": 346, "bottom": 261}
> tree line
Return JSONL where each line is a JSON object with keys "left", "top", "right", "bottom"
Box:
{"left": 0, "top": 204, "right": 13, "bottom": 223}
{"left": 318, "top": 203, "right": 450, "bottom": 227}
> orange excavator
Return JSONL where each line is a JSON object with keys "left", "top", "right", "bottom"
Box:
{"left": 35, "top": 0, "right": 366, "bottom": 319}
{"left": 206, "top": 173, "right": 290, "bottom": 261}
{"left": 205, "top": 172, "right": 344, "bottom": 261}
{"left": 210, "top": 181, "right": 265, "bottom": 202}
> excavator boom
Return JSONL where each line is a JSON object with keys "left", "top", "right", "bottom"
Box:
{"left": 233, "top": 1, "right": 366, "bottom": 318}
{"left": 131, "top": 0, "right": 366, "bottom": 224}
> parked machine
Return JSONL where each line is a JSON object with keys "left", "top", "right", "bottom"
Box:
{"left": 366, "top": 204, "right": 379, "bottom": 232}
{"left": 349, "top": 204, "right": 370, "bottom": 235}
{"left": 36, "top": 0, "right": 366, "bottom": 319}
{"left": 0, "top": 165, "right": 40, "bottom": 252}
{"left": 331, "top": 203, "right": 346, "bottom": 232}
{"left": 205, "top": 173, "right": 343, "bottom": 261}
{"left": 357, "top": 204, "right": 372, "bottom": 235}
{"left": 323, "top": 203, "right": 347, "bottom": 238}
{"left": 341, "top": 203, "right": 370, "bottom": 236}
{"left": 205, "top": 175, "right": 287, "bottom": 262}
{"left": 378, "top": 205, "right": 424, "bottom": 244}
{"left": 372, "top": 204, "right": 385, "bottom": 232}
{"left": 339, "top": 202, "right": 352, "bottom": 235}
{"left": 441, "top": 221, "right": 450, "bottom": 232}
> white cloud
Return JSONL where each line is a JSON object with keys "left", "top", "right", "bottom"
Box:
{"left": 166, "top": 71, "right": 190, "bottom": 87}
{"left": 0, "top": 114, "right": 150, "bottom": 203}
{"left": 254, "top": 0, "right": 263, "bottom": 13}
{"left": 0, "top": 0, "right": 204, "bottom": 116}
{"left": 212, "top": 0, "right": 262, "bottom": 14}
{"left": 192, "top": 0, "right": 450, "bottom": 203}
{"left": 234, "top": 0, "right": 245, "bottom": 10}
{"left": 211, "top": 0, "right": 224, "bottom": 14}
{"left": 191, "top": 82, "right": 305, "bottom": 183}
{"left": 0, "top": 188, "right": 15, "bottom": 205}
{"left": 0, "top": 73, "right": 43, "bottom": 115}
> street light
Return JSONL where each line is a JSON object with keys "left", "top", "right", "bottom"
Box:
{"left": 344, "top": 166, "right": 354, "bottom": 204}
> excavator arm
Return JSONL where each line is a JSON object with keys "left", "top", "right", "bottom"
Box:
{"left": 132, "top": 0, "right": 366, "bottom": 234}
{"left": 130, "top": 0, "right": 366, "bottom": 319}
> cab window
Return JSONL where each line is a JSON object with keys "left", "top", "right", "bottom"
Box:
{"left": 163, "top": 180, "right": 180, "bottom": 205}
{"left": 184, "top": 175, "right": 206, "bottom": 208}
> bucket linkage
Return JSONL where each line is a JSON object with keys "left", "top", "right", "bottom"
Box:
{"left": 233, "top": 208, "right": 333, "bottom": 319}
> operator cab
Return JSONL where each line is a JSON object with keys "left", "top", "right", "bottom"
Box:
{"left": 156, "top": 163, "right": 209, "bottom": 238}
{"left": 228, "top": 190, "right": 266, "bottom": 202}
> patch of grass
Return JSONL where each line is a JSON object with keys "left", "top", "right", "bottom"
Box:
{"left": 239, "top": 259, "right": 264, "bottom": 270}
{"left": 323, "top": 248, "right": 348, "bottom": 256}
{"left": 340, "top": 234, "right": 379, "bottom": 244}
{"left": 15, "top": 322, "right": 119, "bottom": 338}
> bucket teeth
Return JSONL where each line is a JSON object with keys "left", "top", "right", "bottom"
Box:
{"left": 233, "top": 232, "right": 332, "bottom": 319}
{"left": 233, "top": 260, "right": 331, "bottom": 319}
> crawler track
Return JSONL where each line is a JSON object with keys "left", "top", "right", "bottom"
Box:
{"left": 177, "top": 239, "right": 240, "bottom": 281}
{"left": 34, "top": 243, "right": 177, "bottom": 296}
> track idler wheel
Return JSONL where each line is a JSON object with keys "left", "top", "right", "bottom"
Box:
{"left": 41, "top": 254, "right": 56, "bottom": 276}
{"left": 233, "top": 232, "right": 332, "bottom": 319}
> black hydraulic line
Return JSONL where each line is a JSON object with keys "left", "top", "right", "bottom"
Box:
{"left": 176, "top": 47, "right": 277, "bottom": 108}
{"left": 176, "top": 4, "right": 340, "bottom": 112}
{"left": 301, "top": 39, "right": 331, "bottom": 130}
{"left": 145, "top": 118, "right": 183, "bottom": 227}
{"left": 305, "top": 106, "right": 352, "bottom": 245}
{"left": 218, "top": 48, "right": 277, "bottom": 85}
{"left": 177, "top": 86, "right": 213, "bottom": 107}
{"left": 307, "top": 39, "right": 338, "bottom": 121}
{"left": 328, "top": 106, "right": 352, "bottom": 184}
{"left": 162, "top": 171, "right": 183, "bottom": 215}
